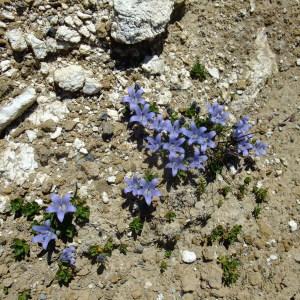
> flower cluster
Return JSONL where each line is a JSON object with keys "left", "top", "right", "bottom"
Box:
{"left": 232, "top": 116, "right": 267, "bottom": 157}
{"left": 32, "top": 193, "right": 77, "bottom": 265}
{"left": 122, "top": 84, "right": 268, "bottom": 205}
{"left": 124, "top": 175, "right": 161, "bottom": 206}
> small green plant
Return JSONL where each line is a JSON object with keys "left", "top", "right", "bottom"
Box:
{"left": 10, "top": 198, "right": 24, "bottom": 217}
{"left": 160, "top": 261, "right": 168, "bottom": 273}
{"left": 196, "top": 176, "right": 207, "bottom": 199}
{"left": 3, "top": 287, "right": 9, "bottom": 295}
{"left": 18, "top": 290, "right": 32, "bottom": 300}
{"left": 252, "top": 187, "right": 268, "bottom": 203}
{"left": 149, "top": 102, "right": 159, "bottom": 113}
{"left": 9, "top": 198, "right": 40, "bottom": 220}
{"left": 223, "top": 225, "right": 242, "bottom": 248}
{"left": 190, "top": 61, "right": 208, "bottom": 81}
{"left": 236, "top": 184, "right": 247, "bottom": 200}
{"left": 208, "top": 225, "right": 225, "bottom": 244}
{"left": 129, "top": 217, "right": 144, "bottom": 236}
{"left": 244, "top": 177, "right": 252, "bottom": 185}
{"left": 208, "top": 225, "right": 242, "bottom": 248}
{"left": 183, "top": 102, "right": 199, "bottom": 118}
{"left": 144, "top": 170, "right": 158, "bottom": 182}
{"left": 218, "top": 256, "right": 240, "bottom": 286}
{"left": 55, "top": 263, "right": 74, "bottom": 286}
{"left": 72, "top": 196, "right": 90, "bottom": 225}
{"left": 219, "top": 186, "right": 231, "bottom": 198}
{"left": 22, "top": 202, "right": 40, "bottom": 220}
{"left": 11, "top": 239, "right": 30, "bottom": 261}
{"left": 164, "top": 250, "right": 172, "bottom": 259}
{"left": 252, "top": 205, "right": 261, "bottom": 219}
{"left": 119, "top": 243, "right": 128, "bottom": 255}
{"left": 165, "top": 211, "right": 176, "bottom": 223}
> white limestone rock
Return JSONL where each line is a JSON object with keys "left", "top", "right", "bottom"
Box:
{"left": 6, "top": 29, "right": 28, "bottom": 52}
{"left": 0, "top": 87, "right": 36, "bottom": 133}
{"left": 181, "top": 250, "right": 197, "bottom": 263}
{"left": 56, "top": 26, "right": 81, "bottom": 44}
{"left": 0, "top": 142, "right": 38, "bottom": 185}
{"left": 83, "top": 78, "right": 101, "bottom": 95}
{"left": 26, "top": 33, "right": 48, "bottom": 60}
{"left": 111, "top": 0, "right": 174, "bottom": 44}
{"left": 54, "top": 65, "right": 85, "bottom": 92}
{"left": 142, "top": 55, "right": 165, "bottom": 75}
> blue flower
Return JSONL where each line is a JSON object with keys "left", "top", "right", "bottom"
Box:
{"left": 149, "top": 114, "right": 166, "bottom": 132}
{"left": 181, "top": 122, "right": 216, "bottom": 151}
{"left": 166, "top": 154, "right": 187, "bottom": 177}
{"left": 60, "top": 246, "right": 76, "bottom": 266}
{"left": 207, "top": 102, "right": 229, "bottom": 125}
{"left": 146, "top": 134, "right": 162, "bottom": 152}
{"left": 188, "top": 148, "right": 208, "bottom": 170}
{"left": 164, "top": 120, "right": 182, "bottom": 139}
{"left": 32, "top": 220, "right": 57, "bottom": 250}
{"left": 162, "top": 136, "right": 185, "bottom": 157}
{"left": 46, "top": 193, "right": 76, "bottom": 223}
{"left": 124, "top": 176, "right": 143, "bottom": 196}
{"left": 122, "top": 85, "right": 145, "bottom": 110}
{"left": 139, "top": 178, "right": 161, "bottom": 206}
{"left": 129, "top": 104, "right": 155, "bottom": 127}
{"left": 237, "top": 140, "right": 253, "bottom": 156}
{"left": 253, "top": 140, "right": 267, "bottom": 157}
{"left": 233, "top": 116, "right": 252, "bottom": 139}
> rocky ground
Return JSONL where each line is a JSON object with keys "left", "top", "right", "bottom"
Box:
{"left": 0, "top": 0, "right": 300, "bottom": 299}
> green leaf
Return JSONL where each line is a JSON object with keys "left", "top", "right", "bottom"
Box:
{"left": 22, "top": 202, "right": 40, "bottom": 220}
{"left": 18, "top": 290, "right": 32, "bottom": 300}
{"left": 10, "top": 198, "right": 24, "bottom": 216}
{"left": 55, "top": 263, "right": 74, "bottom": 286}
{"left": 11, "top": 239, "right": 30, "bottom": 261}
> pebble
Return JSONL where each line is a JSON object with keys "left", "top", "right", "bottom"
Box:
{"left": 82, "top": 78, "right": 101, "bottom": 95}
{"left": 288, "top": 220, "right": 298, "bottom": 232}
{"left": 56, "top": 26, "right": 81, "bottom": 43}
{"left": 207, "top": 67, "right": 220, "bottom": 79}
{"left": 181, "top": 250, "right": 197, "bottom": 263}
{"left": 54, "top": 65, "right": 85, "bottom": 92}
{"left": 102, "top": 192, "right": 110, "bottom": 204}
{"left": 6, "top": 29, "right": 28, "bottom": 52}
{"left": 142, "top": 55, "right": 165, "bottom": 75}
{"left": 107, "top": 176, "right": 116, "bottom": 184}
{"left": 297, "top": 59, "right": 300, "bottom": 66}
{"left": 25, "top": 33, "right": 48, "bottom": 60}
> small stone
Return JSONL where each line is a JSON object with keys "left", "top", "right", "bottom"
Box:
{"left": 64, "top": 120, "right": 77, "bottom": 131}
{"left": 296, "top": 59, "right": 300, "bottom": 66}
{"left": 181, "top": 250, "right": 197, "bottom": 264}
{"left": 200, "top": 263, "right": 223, "bottom": 289}
{"left": 142, "top": 55, "right": 165, "bottom": 75}
{"left": 79, "top": 26, "right": 90, "bottom": 38}
{"left": 102, "top": 122, "right": 114, "bottom": 140}
{"left": 40, "top": 62, "right": 50, "bottom": 75}
{"left": 294, "top": 253, "right": 300, "bottom": 263}
{"left": 0, "top": 195, "right": 9, "bottom": 214}
{"left": 288, "top": 220, "right": 298, "bottom": 232}
{"left": 102, "top": 192, "right": 110, "bottom": 204}
{"left": 82, "top": 78, "right": 101, "bottom": 95}
{"left": 3, "top": 277, "right": 13, "bottom": 288}
{"left": 50, "top": 127, "right": 62, "bottom": 139}
{"left": 6, "top": 29, "right": 27, "bottom": 52}
{"left": 107, "top": 176, "right": 116, "bottom": 184}
{"left": 81, "top": 161, "right": 99, "bottom": 179}
{"left": 0, "top": 60, "right": 11, "bottom": 73}
{"left": 41, "top": 119, "right": 56, "bottom": 132}
{"left": 25, "top": 33, "right": 48, "bottom": 59}
{"left": 54, "top": 65, "right": 85, "bottom": 92}
{"left": 181, "top": 271, "right": 198, "bottom": 292}
{"left": 56, "top": 26, "right": 81, "bottom": 43}
{"left": 207, "top": 67, "right": 220, "bottom": 79}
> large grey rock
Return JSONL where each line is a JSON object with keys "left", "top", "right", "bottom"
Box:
{"left": 111, "top": 0, "right": 174, "bottom": 44}
{"left": 6, "top": 29, "right": 28, "bottom": 52}
{"left": 56, "top": 26, "right": 81, "bottom": 43}
{"left": 26, "top": 33, "right": 48, "bottom": 60}
{"left": 54, "top": 65, "right": 85, "bottom": 92}
{"left": 0, "top": 87, "right": 37, "bottom": 133}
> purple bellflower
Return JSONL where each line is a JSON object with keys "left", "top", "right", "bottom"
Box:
{"left": 207, "top": 102, "right": 229, "bottom": 126}
{"left": 32, "top": 220, "right": 57, "bottom": 250}
{"left": 149, "top": 114, "right": 166, "bottom": 132}
{"left": 124, "top": 176, "right": 143, "bottom": 196}
{"left": 122, "top": 85, "right": 146, "bottom": 110}
{"left": 189, "top": 148, "right": 208, "bottom": 170}
{"left": 162, "top": 136, "right": 185, "bottom": 157}
{"left": 46, "top": 193, "right": 76, "bottom": 223}
{"left": 146, "top": 134, "right": 162, "bottom": 152}
{"left": 237, "top": 140, "right": 253, "bottom": 156}
{"left": 139, "top": 178, "right": 161, "bottom": 206}
{"left": 253, "top": 140, "right": 267, "bottom": 157}
{"left": 60, "top": 246, "right": 76, "bottom": 266}
{"left": 164, "top": 120, "right": 182, "bottom": 139}
{"left": 182, "top": 122, "right": 216, "bottom": 152}
{"left": 129, "top": 104, "right": 155, "bottom": 127}
{"left": 166, "top": 154, "right": 187, "bottom": 177}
